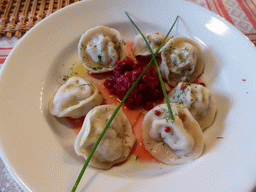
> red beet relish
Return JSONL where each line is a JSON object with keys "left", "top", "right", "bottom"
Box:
{"left": 104, "top": 58, "right": 164, "bottom": 110}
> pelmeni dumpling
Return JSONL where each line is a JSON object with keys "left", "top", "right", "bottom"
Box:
{"left": 142, "top": 103, "right": 204, "bottom": 165}
{"left": 78, "top": 26, "right": 126, "bottom": 73}
{"left": 160, "top": 36, "right": 205, "bottom": 86}
{"left": 168, "top": 82, "right": 216, "bottom": 130}
{"left": 133, "top": 32, "right": 170, "bottom": 57}
{"left": 74, "top": 105, "right": 135, "bottom": 169}
{"left": 49, "top": 77, "right": 103, "bottom": 119}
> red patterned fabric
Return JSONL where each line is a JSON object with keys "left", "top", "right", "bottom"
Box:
{"left": 0, "top": 38, "right": 20, "bottom": 70}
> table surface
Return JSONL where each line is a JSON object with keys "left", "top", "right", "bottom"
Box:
{"left": 0, "top": 0, "right": 256, "bottom": 191}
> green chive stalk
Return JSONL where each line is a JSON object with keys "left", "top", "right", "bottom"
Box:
{"left": 125, "top": 12, "right": 178, "bottom": 123}
{"left": 71, "top": 14, "right": 179, "bottom": 192}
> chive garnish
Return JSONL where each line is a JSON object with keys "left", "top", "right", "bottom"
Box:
{"left": 125, "top": 12, "right": 178, "bottom": 123}
{"left": 71, "top": 14, "right": 179, "bottom": 192}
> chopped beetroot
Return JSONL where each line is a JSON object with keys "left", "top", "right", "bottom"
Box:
{"left": 104, "top": 58, "right": 164, "bottom": 110}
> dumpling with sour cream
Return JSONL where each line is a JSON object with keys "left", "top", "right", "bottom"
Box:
{"left": 142, "top": 103, "right": 204, "bottom": 165}
{"left": 78, "top": 26, "right": 126, "bottom": 73}
{"left": 74, "top": 105, "right": 135, "bottom": 169}
{"left": 168, "top": 82, "right": 217, "bottom": 130}
{"left": 49, "top": 76, "right": 103, "bottom": 119}
{"left": 160, "top": 36, "right": 205, "bottom": 86}
{"left": 133, "top": 32, "right": 171, "bottom": 57}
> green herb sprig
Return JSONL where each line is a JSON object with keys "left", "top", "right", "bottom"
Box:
{"left": 71, "top": 14, "right": 179, "bottom": 192}
{"left": 125, "top": 12, "right": 178, "bottom": 123}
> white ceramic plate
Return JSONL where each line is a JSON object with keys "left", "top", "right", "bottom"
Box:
{"left": 1, "top": 0, "right": 256, "bottom": 191}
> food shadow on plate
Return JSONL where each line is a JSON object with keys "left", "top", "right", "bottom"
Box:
{"left": 79, "top": 171, "right": 101, "bottom": 192}
{"left": 202, "top": 92, "right": 231, "bottom": 153}
{"left": 198, "top": 46, "right": 232, "bottom": 154}
{"left": 200, "top": 42, "right": 233, "bottom": 153}
{"left": 104, "top": 161, "right": 186, "bottom": 179}
{"left": 44, "top": 112, "right": 85, "bottom": 164}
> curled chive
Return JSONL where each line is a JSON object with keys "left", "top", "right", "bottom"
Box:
{"left": 125, "top": 12, "right": 178, "bottom": 123}
{"left": 72, "top": 14, "right": 179, "bottom": 192}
